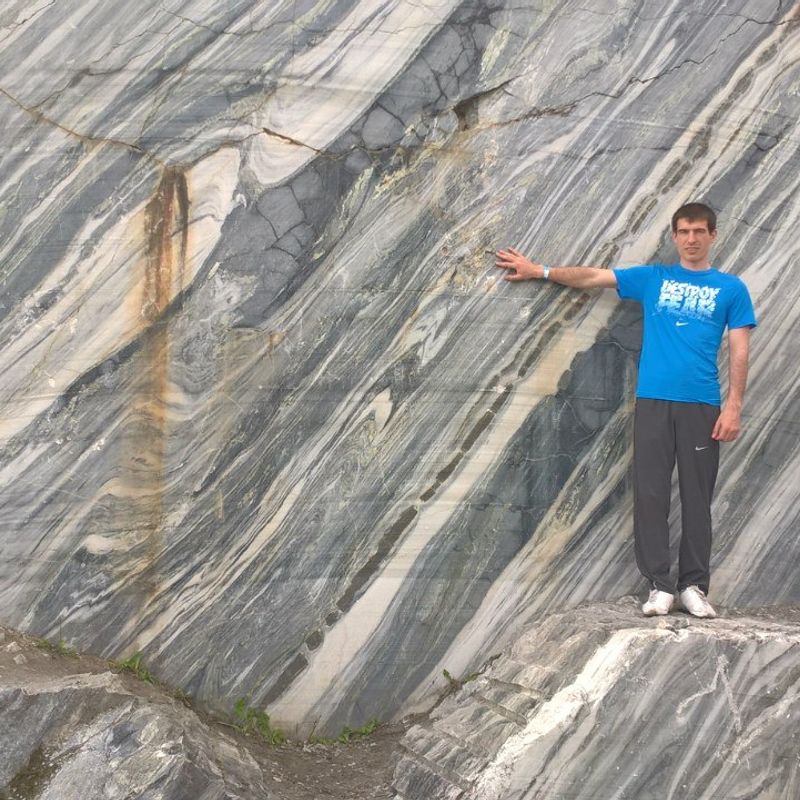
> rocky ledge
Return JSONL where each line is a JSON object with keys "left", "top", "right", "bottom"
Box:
{"left": 392, "top": 597, "right": 800, "bottom": 800}
{"left": 0, "top": 626, "right": 400, "bottom": 800}
{"left": 4, "top": 598, "right": 800, "bottom": 800}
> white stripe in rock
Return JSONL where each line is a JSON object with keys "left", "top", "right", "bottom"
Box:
{"left": 469, "top": 628, "right": 682, "bottom": 800}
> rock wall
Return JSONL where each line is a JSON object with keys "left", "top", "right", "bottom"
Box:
{"left": 0, "top": 0, "right": 799, "bottom": 734}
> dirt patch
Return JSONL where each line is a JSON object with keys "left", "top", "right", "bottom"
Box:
{"left": 231, "top": 725, "right": 403, "bottom": 800}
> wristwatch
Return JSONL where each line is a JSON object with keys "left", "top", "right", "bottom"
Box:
{"left": 541, "top": 264, "right": 550, "bottom": 280}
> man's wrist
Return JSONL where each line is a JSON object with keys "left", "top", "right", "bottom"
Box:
{"left": 540, "top": 264, "right": 550, "bottom": 280}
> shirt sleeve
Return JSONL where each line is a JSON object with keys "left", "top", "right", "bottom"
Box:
{"left": 727, "top": 278, "right": 757, "bottom": 329}
{"left": 612, "top": 265, "right": 654, "bottom": 303}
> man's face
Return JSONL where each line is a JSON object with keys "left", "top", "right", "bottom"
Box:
{"left": 672, "top": 217, "right": 717, "bottom": 266}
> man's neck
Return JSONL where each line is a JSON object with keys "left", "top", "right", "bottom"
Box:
{"left": 679, "top": 259, "right": 712, "bottom": 271}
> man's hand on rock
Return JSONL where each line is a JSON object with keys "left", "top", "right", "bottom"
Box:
{"left": 495, "top": 247, "right": 544, "bottom": 281}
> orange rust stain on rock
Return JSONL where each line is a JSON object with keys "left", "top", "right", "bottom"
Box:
{"left": 133, "top": 167, "right": 190, "bottom": 603}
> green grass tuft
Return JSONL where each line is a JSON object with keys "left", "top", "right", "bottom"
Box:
{"left": 232, "top": 698, "right": 286, "bottom": 745}
{"left": 34, "top": 638, "right": 79, "bottom": 658}
{"left": 335, "top": 718, "right": 379, "bottom": 743}
{"left": 111, "top": 652, "right": 154, "bottom": 684}
{"left": 307, "top": 718, "right": 380, "bottom": 745}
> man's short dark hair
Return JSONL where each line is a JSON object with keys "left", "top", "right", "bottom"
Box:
{"left": 672, "top": 202, "right": 716, "bottom": 233}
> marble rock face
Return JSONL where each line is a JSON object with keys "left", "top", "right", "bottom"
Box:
{"left": 392, "top": 598, "right": 800, "bottom": 800}
{"left": 0, "top": 629, "right": 273, "bottom": 800}
{"left": 1, "top": 0, "right": 799, "bottom": 735}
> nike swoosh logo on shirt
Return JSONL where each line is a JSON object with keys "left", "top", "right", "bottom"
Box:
{"left": 676, "top": 321, "right": 689, "bottom": 327}
{"left": 695, "top": 446, "right": 709, "bottom": 451}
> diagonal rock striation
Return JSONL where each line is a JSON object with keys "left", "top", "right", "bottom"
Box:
{"left": 1, "top": 0, "right": 800, "bottom": 737}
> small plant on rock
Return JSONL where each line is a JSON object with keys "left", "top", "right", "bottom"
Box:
{"left": 336, "top": 718, "right": 379, "bottom": 743}
{"left": 233, "top": 698, "right": 286, "bottom": 745}
{"left": 35, "top": 638, "right": 79, "bottom": 658}
{"left": 111, "top": 652, "right": 154, "bottom": 684}
{"left": 308, "top": 718, "right": 380, "bottom": 745}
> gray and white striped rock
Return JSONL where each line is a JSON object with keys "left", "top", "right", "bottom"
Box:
{"left": 0, "top": 631, "right": 273, "bottom": 800}
{"left": 392, "top": 598, "right": 800, "bottom": 800}
{"left": 1, "top": 0, "right": 799, "bottom": 735}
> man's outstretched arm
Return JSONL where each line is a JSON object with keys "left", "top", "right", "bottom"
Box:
{"left": 712, "top": 326, "right": 751, "bottom": 442}
{"left": 494, "top": 247, "right": 617, "bottom": 289}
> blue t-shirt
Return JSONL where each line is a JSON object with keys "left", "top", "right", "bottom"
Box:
{"left": 612, "top": 264, "right": 757, "bottom": 405}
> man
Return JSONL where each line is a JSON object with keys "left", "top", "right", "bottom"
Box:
{"left": 495, "top": 203, "right": 756, "bottom": 618}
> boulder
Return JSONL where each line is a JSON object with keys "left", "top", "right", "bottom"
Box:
{"left": 0, "top": 626, "right": 273, "bottom": 800}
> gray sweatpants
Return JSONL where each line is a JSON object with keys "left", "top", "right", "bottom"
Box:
{"left": 633, "top": 398, "right": 720, "bottom": 595}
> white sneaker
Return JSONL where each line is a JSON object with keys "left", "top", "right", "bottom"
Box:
{"left": 642, "top": 589, "right": 674, "bottom": 616}
{"left": 679, "top": 586, "right": 717, "bottom": 618}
